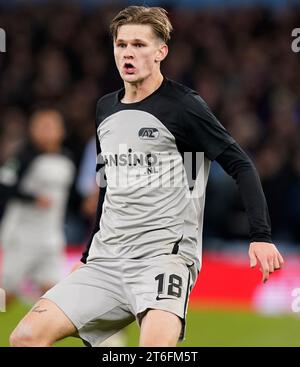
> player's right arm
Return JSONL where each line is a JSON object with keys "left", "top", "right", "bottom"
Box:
{"left": 80, "top": 187, "right": 103, "bottom": 264}
{"left": 80, "top": 99, "right": 106, "bottom": 264}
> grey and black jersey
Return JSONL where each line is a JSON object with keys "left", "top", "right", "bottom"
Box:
{"left": 82, "top": 77, "right": 272, "bottom": 270}
{"left": 0, "top": 145, "right": 75, "bottom": 249}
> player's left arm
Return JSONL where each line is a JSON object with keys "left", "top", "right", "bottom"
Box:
{"left": 181, "top": 91, "right": 284, "bottom": 283}
{"left": 215, "top": 143, "right": 284, "bottom": 283}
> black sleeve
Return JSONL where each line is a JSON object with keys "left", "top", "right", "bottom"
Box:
{"left": 80, "top": 187, "right": 102, "bottom": 263}
{"left": 182, "top": 92, "right": 235, "bottom": 160}
{"left": 215, "top": 142, "right": 272, "bottom": 243}
{"left": 80, "top": 100, "right": 106, "bottom": 263}
{"left": 80, "top": 185, "right": 106, "bottom": 263}
{"left": 0, "top": 149, "right": 37, "bottom": 204}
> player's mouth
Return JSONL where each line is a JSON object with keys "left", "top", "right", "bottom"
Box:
{"left": 123, "top": 62, "right": 136, "bottom": 74}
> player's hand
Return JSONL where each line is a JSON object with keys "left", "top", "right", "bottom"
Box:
{"left": 36, "top": 195, "right": 52, "bottom": 209}
{"left": 249, "top": 242, "right": 284, "bottom": 283}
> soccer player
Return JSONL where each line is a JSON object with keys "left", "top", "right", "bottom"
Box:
{"left": 10, "top": 6, "right": 284, "bottom": 347}
{"left": 0, "top": 108, "right": 75, "bottom": 306}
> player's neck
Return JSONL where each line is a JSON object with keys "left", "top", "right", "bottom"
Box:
{"left": 33, "top": 142, "right": 61, "bottom": 154}
{"left": 121, "top": 73, "right": 164, "bottom": 103}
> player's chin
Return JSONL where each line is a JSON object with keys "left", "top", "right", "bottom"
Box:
{"left": 121, "top": 72, "right": 139, "bottom": 83}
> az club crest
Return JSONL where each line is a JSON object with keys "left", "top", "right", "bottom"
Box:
{"left": 138, "top": 128, "right": 159, "bottom": 140}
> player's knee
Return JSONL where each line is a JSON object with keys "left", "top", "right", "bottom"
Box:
{"left": 10, "top": 323, "right": 51, "bottom": 347}
{"left": 10, "top": 329, "right": 29, "bottom": 347}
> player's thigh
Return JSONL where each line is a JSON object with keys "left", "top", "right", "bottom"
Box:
{"left": 139, "top": 309, "right": 182, "bottom": 347}
{"left": 11, "top": 298, "right": 76, "bottom": 346}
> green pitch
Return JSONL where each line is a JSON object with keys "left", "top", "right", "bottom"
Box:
{"left": 1, "top": 300, "right": 300, "bottom": 346}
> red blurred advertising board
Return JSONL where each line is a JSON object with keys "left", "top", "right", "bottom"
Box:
{"left": 1, "top": 248, "right": 300, "bottom": 315}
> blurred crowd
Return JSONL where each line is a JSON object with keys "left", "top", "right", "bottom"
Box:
{"left": 0, "top": 2, "right": 300, "bottom": 247}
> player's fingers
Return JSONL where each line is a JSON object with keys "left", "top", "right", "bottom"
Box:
{"left": 273, "top": 256, "right": 281, "bottom": 270}
{"left": 262, "top": 269, "right": 269, "bottom": 283}
{"left": 268, "top": 257, "right": 275, "bottom": 273}
{"left": 277, "top": 252, "right": 284, "bottom": 266}
{"left": 260, "top": 259, "right": 270, "bottom": 283}
{"left": 249, "top": 251, "right": 257, "bottom": 268}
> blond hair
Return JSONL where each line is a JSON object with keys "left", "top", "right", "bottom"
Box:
{"left": 110, "top": 6, "right": 173, "bottom": 43}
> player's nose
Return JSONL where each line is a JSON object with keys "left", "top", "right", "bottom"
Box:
{"left": 123, "top": 53, "right": 134, "bottom": 60}
{"left": 123, "top": 46, "right": 135, "bottom": 58}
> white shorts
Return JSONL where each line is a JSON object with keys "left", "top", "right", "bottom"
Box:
{"left": 42, "top": 254, "right": 197, "bottom": 346}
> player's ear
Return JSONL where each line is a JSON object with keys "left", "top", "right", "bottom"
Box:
{"left": 155, "top": 43, "right": 168, "bottom": 63}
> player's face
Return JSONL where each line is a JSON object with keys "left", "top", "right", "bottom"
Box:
{"left": 30, "top": 112, "right": 65, "bottom": 152}
{"left": 114, "top": 24, "right": 167, "bottom": 83}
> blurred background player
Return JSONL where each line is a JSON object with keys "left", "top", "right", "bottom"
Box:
{"left": 0, "top": 108, "right": 75, "bottom": 306}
